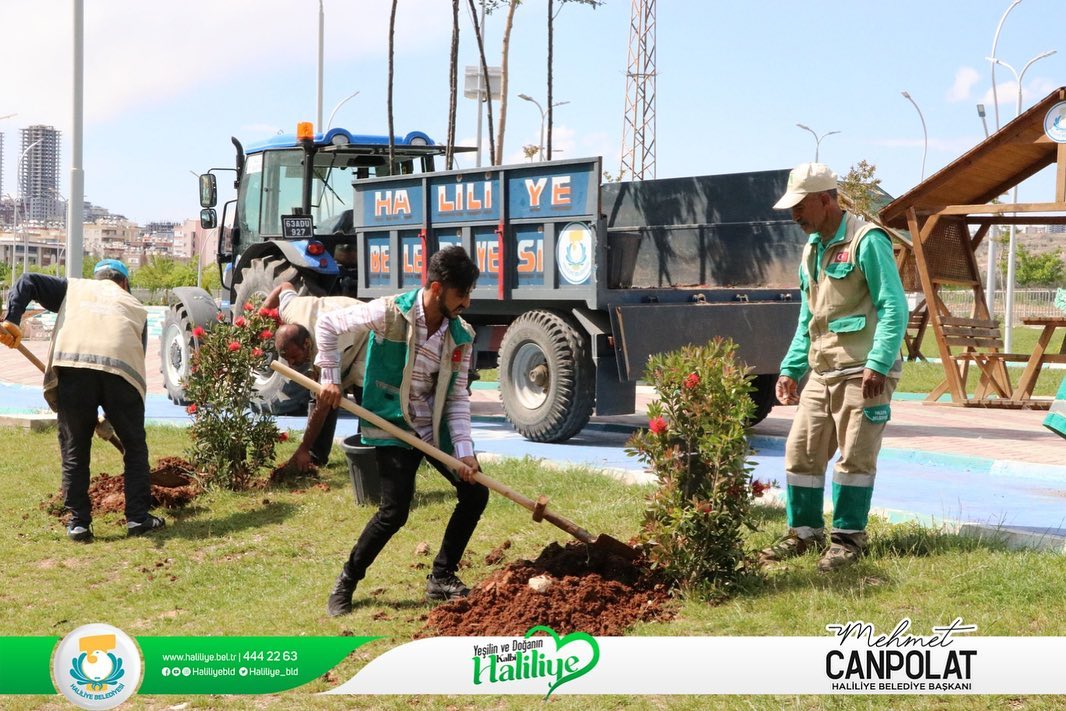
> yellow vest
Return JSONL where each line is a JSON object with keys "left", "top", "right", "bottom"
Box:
{"left": 801, "top": 213, "right": 880, "bottom": 376}
{"left": 44, "top": 278, "right": 148, "bottom": 406}
{"left": 281, "top": 295, "right": 369, "bottom": 389}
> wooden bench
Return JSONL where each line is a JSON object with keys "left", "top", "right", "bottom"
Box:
{"left": 903, "top": 298, "right": 929, "bottom": 362}
{"left": 936, "top": 316, "right": 1029, "bottom": 401}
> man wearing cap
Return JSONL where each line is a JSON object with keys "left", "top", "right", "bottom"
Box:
{"left": 0, "top": 260, "right": 165, "bottom": 542}
{"left": 761, "top": 163, "right": 907, "bottom": 572}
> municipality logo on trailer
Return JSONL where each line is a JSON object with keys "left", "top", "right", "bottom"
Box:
{"left": 1044, "top": 101, "right": 1066, "bottom": 143}
{"left": 53, "top": 623, "right": 142, "bottom": 709}
{"left": 557, "top": 222, "right": 593, "bottom": 285}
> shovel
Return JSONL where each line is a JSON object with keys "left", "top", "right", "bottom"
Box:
{"left": 17, "top": 342, "right": 126, "bottom": 455}
{"left": 271, "top": 361, "right": 638, "bottom": 561}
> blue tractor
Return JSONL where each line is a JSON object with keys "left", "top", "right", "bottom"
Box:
{"left": 160, "top": 124, "right": 460, "bottom": 413}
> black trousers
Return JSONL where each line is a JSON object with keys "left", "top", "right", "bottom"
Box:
{"left": 343, "top": 445, "right": 489, "bottom": 581}
{"left": 55, "top": 367, "right": 151, "bottom": 525}
{"left": 308, "top": 386, "right": 362, "bottom": 466}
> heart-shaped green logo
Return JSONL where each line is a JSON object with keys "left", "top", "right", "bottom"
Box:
{"left": 524, "top": 625, "right": 600, "bottom": 698}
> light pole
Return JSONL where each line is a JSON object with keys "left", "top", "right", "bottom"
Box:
{"left": 795, "top": 123, "right": 840, "bottom": 163}
{"left": 0, "top": 113, "right": 15, "bottom": 121}
{"left": 326, "top": 90, "right": 360, "bottom": 130}
{"left": 900, "top": 91, "right": 928, "bottom": 181}
{"left": 977, "top": 104, "right": 990, "bottom": 139}
{"left": 317, "top": 0, "right": 325, "bottom": 131}
{"left": 12, "top": 139, "right": 43, "bottom": 278}
{"left": 988, "top": 49, "right": 1057, "bottom": 351}
{"left": 518, "top": 93, "right": 569, "bottom": 160}
{"left": 990, "top": 0, "right": 1022, "bottom": 132}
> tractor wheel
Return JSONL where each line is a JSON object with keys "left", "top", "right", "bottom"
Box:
{"left": 160, "top": 303, "right": 194, "bottom": 405}
{"left": 498, "top": 310, "right": 594, "bottom": 443}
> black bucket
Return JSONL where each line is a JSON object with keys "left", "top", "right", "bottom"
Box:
{"left": 340, "top": 435, "right": 381, "bottom": 505}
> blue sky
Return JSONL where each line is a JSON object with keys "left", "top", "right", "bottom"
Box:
{"left": 1, "top": 0, "right": 1064, "bottom": 225}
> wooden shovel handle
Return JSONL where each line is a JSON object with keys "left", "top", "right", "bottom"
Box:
{"left": 17, "top": 343, "right": 47, "bottom": 372}
{"left": 270, "top": 360, "right": 596, "bottom": 544}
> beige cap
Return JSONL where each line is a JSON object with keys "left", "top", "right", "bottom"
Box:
{"left": 773, "top": 162, "right": 838, "bottom": 209}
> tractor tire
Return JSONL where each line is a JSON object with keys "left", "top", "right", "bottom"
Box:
{"left": 160, "top": 303, "right": 194, "bottom": 405}
{"left": 498, "top": 310, "right": 594, "bottom": 443}
{"left": 747, "top": 373, "right": 778, "bottom": 426}
{"left": 232, "top": 255, "right": 316, "bottom": 416}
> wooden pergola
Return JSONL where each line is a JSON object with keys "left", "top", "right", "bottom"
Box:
{"left": 880, "top": 86, "right": 1066, "bottom": 408}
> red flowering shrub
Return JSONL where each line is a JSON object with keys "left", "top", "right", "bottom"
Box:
{"left": 626, "top": 338, "right": 758, "bottom": 598}
{"left": 183, "top": 299, "right": 280, "bottom": 490}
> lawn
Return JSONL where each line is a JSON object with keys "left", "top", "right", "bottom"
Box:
{"left": 3, "top": 425, "right": 1066, "bottom": 710}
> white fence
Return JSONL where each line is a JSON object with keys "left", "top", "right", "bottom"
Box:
{"left": 934, "top": 288, "right": 1065, "bottom": 320}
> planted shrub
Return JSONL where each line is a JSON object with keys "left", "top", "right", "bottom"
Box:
{"left": 183, "top": 302, "right": 284, "bottom": 490}
{"left": 626, "top": 338, "right": 770, "bottom": 598}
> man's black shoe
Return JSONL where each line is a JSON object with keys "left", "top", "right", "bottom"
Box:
{"left": 327, "top": 572, "right": 357, "bottom": 617}
{"left": 426, "top": 573, "right": 470, "bottom": 601}
{"left": 127, "top": 514, "right": 166, "bottom": 537}
{"left": 67, "top": 522, "right": 93, "bottom": 543}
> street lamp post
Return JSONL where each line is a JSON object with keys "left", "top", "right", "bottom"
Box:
{"left": 900, "top": 91, "right": 928, "bottom": 181}
{"left": 976, "top": 104, "right": 990, "bottom": 139}
{"left": 317, "top": 0, "right": 325, "bottom": 131}
{"left": 795, "top": 123, "right": 840, "bottom": 163}
{"left": 518, "top": 93, "right": 569, "bottom": 160}
{"left": 326, "top": 90, "right": 360, "bottom": 130}
{"left": 12, "top": 139, "right": 43, "bottom": 279}
{"left": 990, "top": 0, "right": 1023, "bottom": 132}
{"left": 987, "top": 49, "right": 1057, "bottom": 352}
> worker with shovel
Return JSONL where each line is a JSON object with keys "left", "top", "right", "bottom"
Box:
{"left": 0, "top": 260, "right": 165, "bottom": 542}
{"left": 314, "top": 246, "right": 487, "bottom": 616}
{"left": 263, "top": 281, "right": 369, "bottom": 473}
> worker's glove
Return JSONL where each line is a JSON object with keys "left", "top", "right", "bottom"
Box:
{"left": 0, "top": 321, "right": 22, "bottom": 349}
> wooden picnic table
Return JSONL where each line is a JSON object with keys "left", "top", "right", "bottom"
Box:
{"left": 1010, "top": 316, "right": 1066, "bottom": 404}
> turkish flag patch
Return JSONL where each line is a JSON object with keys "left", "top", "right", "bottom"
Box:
{"left": 834, "top": 251, "right": 850, "bottom": 262}
{"left": 451, "top": 347, "right": 463, "bottom": 363}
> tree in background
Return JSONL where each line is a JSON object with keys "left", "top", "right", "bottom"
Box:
{"left": 467, "top": 0, "right": 496, "bottom": 164}
{"left": 838, "top": 160, "right": 881, "bottom": 220}
{"left": 1015, "top": 245, "right": 1065, "bottom": 287}
{"left": 131, "top": 256, "right": 196, "bottom": 292}
{"left": 491, "top": 0, "right": 520, "bottom": 166}
{"left": 387, "top": 0, "right": 399, "bottom": 169}
{"left": 446, "top": 0, "right": 461, "bottom": 169}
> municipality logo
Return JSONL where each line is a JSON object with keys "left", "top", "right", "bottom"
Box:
{"left": 471, "top": 625, "right": 599, "bottom": 698}
{"left": 53, "top": 623, "right": 142, "bottom": 710}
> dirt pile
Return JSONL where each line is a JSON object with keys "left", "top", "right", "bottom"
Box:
{"left": 43, "top": 457, "right": 202, "bottom": 519}
{"left": 424, "top": 541, "right": 673, "bottom": 637}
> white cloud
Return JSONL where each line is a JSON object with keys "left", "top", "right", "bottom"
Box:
{"left": 946, "top": 66, "right": 981, "bottom": 102}
{"left": 979, "top": 77, "right": 1058, "bottom": 112}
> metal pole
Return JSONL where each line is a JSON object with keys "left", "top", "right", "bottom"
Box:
{"left": 518, "top": 94, "right": 545, "bottom": 160}
{"left": 900, "top": 91, "right": 927, "bottom": 181}
{"left": 990, "top": 0, "right": 1022, "bottom": 132}
{"left": 15, "top": 139, "right": 43, "bottom": 278}
{"left": 326, "top": 90, "right": 360, "bottom": 130}
{"left": 978, "top": 103, "right": 996, "bottom": 316}
{"left": 991, "top": 50, "right": 1057, "bottom": 352}
{"left": 475, "top": 0, "right": 486, "bottom": 168}
{"left": 317, "top": 0, "right": 324, "bottom": 131}
{"left": 795, "top": 123, "right": 839, "bottom": 163}
{"left": 67, "top": 0, "right": 84, "bottom": 279}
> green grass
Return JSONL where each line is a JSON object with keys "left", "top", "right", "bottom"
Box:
{"left": 4, "top": 425, "right": 1066, "bottom": 710}
{"left": 900, "top": 325, "right": 1066, "bottom": 397}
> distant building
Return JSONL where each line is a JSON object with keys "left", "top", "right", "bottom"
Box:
{"left": 19, "top": 125, "right": 63, "bottom": 225}
{"left": 0, "top": 132, "right": 5, "bottom": 204}
{"left": 83, "top": 218, "right": 140, "bottom": 263}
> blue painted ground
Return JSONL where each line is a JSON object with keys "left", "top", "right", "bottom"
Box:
{"left": 3, "top": 382, "right": 1065, "bottom": 539}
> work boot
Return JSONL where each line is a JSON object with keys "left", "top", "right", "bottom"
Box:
{"left": 327, "top": 571, "right": 357, "bottom": 617}
{"left": 759, "top": 531, "right": 825, "bottom": 563}
{"left": 426, "top": 573, "right": 470, "bottom": 602}
{"left": 817, "top": 531, "right": 868, "bottom": 573}
{"left": 127, "top": 514, "right": 166, "bottom": 537}
{"left": 67, "top": 521, "right": 93, "bottom": 543}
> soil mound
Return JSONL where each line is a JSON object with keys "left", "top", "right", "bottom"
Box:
{"left": 424, "top": 541, "right": 673, "bottom": 637}
{"left": 42, "top": 457, "right": 202, "bottom": 519}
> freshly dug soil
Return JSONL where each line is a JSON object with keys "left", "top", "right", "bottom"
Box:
{"left": 42, "top": 457, "right": 202, "bottom": 519}
{"left": 423, "top": 541, "right": 673, "bottom": 637}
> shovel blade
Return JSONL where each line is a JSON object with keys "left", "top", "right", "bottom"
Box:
{"left": 591, "top": 533, "right": 639, "bottom": 561}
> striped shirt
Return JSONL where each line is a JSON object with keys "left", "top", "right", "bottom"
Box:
{"left": 314, "top": 289, "right": 474, "bottom": 458}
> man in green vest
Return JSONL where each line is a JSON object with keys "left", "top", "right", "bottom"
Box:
{"left": 1, "top": 260, "right": 165, "bottom": 542}
{"left": 314, "top": 246, "right": 487, "bottom": 615}
{"left": 761, "top": 163, "right": 907, "bottom": 572}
